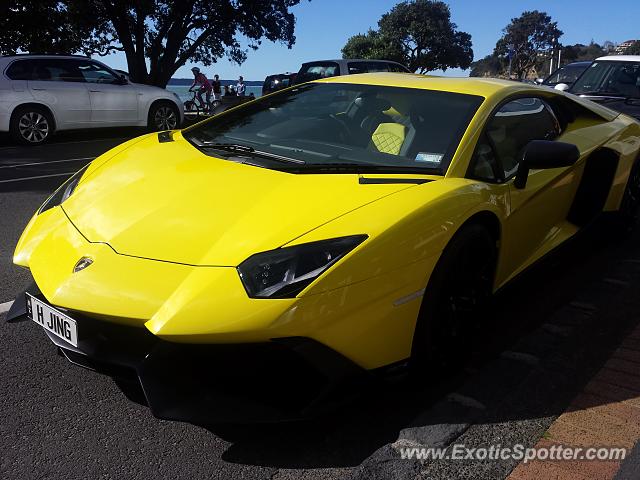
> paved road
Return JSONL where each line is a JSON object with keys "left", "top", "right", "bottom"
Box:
{"left": 1, "top": 132, "right": 639, "bottom": 480}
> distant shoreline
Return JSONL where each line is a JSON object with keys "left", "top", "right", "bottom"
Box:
{"left": 168, "top": 78, "right": 263, "bottom": 87}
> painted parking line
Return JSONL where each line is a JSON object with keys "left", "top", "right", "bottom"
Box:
{"left": 0, "top": 172, "right": 77, "bottom": 184}
{"left": 0, "top": 137, "right": 128, "bottom": 151}
{"left": 0, "top": 157, "right": 95, "bottom": 169}
{"left": 0, "top": 301, "right": 14, "bottom": 314}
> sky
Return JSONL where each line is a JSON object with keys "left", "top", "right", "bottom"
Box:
{"left": 100, "top": 0, "right": 640, "bottom": 80}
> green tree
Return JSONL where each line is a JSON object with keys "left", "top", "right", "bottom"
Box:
{"left": 1, "top": 0, "right": 304, "bottom": 87}
{"left": 341, "top": 30, "right": 404, "bottom": 64}
{"left": 625, "top": 41, "right": 640, "bottom": 55}
{"left": 342, "top": 0, "right": 473, "bottom": 73}
{"left": 562, "top": 42, "right": 605, "bottom": 63}
{"left": 469, "top": 54, "right": 505, "bottom": 77}
{"left": 0, "top": 0, "right": 97, "bottom": 55}
{"left": 494, "top": 10, "right": 563, "bottom": 79}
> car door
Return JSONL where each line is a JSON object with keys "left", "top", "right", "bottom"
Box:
{"left": 27, "top": 58, "right": 92, "bottom": 128}
{"left": 76, "top": 60, "right": 139, "bottom": 124}
{"left": 475, "top": 97, "right": 582, "bottom": 284}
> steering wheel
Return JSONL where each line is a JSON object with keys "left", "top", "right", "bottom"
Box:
{"left": 328, "top": 114, "right": 355, "bottom": 143}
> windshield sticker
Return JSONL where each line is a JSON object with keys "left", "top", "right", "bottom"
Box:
{"left": 415, "top": 152, "right": 444, "bottom": 167}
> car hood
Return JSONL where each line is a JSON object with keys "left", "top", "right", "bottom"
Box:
{"left": 62, "top": 133, "right": 414, "bottom": 266}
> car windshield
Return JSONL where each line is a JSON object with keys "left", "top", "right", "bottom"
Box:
{"left": 571, "top": 61, "right": 640, "bottom": 98}
{"left": 183, "top": 83, "right": 483, "bottom": 174}
{"left": 545, "top": 64, "right": 587, "bottom": 85}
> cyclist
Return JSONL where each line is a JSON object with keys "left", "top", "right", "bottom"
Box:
{"left": 189, "top": 67, "right": 213, "bottom": 112}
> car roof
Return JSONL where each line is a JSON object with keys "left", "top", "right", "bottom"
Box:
{"left": 0, "top": 54, "right": 91, "bottom": 67}
{"left": 315, "top": 72, "right": 528, "bottom": 97}
{"left": 0, "top": 54, "right": 90, "bottom": 60}
{"left": 562, "top": 61, "right": 592, "bottom": 66}
{"left": 596, "top": 55, "right": 640, "bottom": 62}
{"left": 301, "top": 59, "right": 404, "bottom": 65}
{"left": 314, "top": 72, "right": 620, "bottom": 121}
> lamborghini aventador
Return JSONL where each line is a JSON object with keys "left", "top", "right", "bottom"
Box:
{"left": 9, "top": 73, "right": 640, "bottom": 421}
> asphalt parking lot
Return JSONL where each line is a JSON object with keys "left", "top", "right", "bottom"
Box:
{"left": 1, "top": 131, "right": 639, "bottom": 480}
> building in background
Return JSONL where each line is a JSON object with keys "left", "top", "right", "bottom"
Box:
{"left": 615, "top": 40, "right": 639, "bottom": 54}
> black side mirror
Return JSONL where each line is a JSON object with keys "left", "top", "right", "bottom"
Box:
{"left": 514, "top": 140, "right": 580, "bottom": 189}
{"left": 116, "top": 74, "right": 128, "bottom": 85}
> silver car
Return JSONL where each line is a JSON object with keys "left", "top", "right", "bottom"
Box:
{"left": 0, "top": 54, "right": 184, "bottom": 145}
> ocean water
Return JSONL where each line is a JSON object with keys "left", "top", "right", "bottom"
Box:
{"left": 167, "top": 84, "right": 262, "bottom": 102}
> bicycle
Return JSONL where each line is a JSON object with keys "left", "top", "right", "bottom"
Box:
{"left": 183, "top": 89, "right": 207, "bottom": 117}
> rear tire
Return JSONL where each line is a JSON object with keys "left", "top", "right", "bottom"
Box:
{"left": 10, "top": 105, "right": 54, "bottom": 145}
{"left": 611, "top": 159, "right": 640, "bottom": 234}
{"left": 148, "top": 102, "right": 180, "bottom": 131}
{"left": 411, "top": 224, "right": 496, "bottom": 373}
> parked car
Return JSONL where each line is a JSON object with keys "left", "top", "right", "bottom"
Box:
{"left": 114, "top": 69, "right": 131, "bottom": 82}
{"left": 9, "top": 74, "right": 640, "bottom": 421}
{"left": 566, "top": 56, "right": 640, "bottom": 121}
{"left": 0, "top": 55, "right": 184, "bottom": 145}
{"left": 262, "top": 72, "right": 297, "bottom": 95}
{"left": 294, "top": 58, "right": 410, "bottom": 84}
{"left": 537, "top": 61, "right": 591, "bottom": 88}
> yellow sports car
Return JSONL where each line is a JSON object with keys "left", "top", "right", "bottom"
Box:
{"left": 9, "top": 74, "right": 640, "bottom": 422}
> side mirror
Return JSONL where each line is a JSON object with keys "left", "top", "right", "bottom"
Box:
{"left": 514, "top": 140, "right": 580, "bottom": 189}
{"left": 116, "top": 74, "right": 128, "bottom": 85}
{"left": 554, "top": 83, "right": 570, "bottom": 92}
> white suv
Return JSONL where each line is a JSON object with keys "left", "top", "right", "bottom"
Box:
{"left": 0, "top": 55, "right": 184, "bottom": 145}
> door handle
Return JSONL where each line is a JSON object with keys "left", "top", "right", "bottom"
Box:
{"left": 31, "top": 88, "right": 47, "bottom": 91}
{"left": 89, "top": 90, "right": 102, "bottom": 93}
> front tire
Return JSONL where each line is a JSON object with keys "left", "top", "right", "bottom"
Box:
{"left": 10, "top": 105, "right": 54, "bottom": 145}
{"left": 148, "top": 102, "right": 180, "bottom": 131}
{"left": 411, "top": 223, "right": 497, "bottom": 372}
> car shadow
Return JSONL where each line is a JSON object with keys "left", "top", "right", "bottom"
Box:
{"left": 199, "top": 221, "right": 640, "bottom": 468}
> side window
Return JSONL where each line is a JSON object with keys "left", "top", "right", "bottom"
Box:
{"left": 347, "top": 62, "right": 367, "bottom": 74}
{"left": 77, "top": 61, "right": 118, "bottom": 84}
{"left": 31, "top": 59, "right": 84, "bottom": 82}
{"left": 486, "top": 97, "right": 559, "bottom": 179}
{"left": 387, "top": 63, "right": 410, "bottom": 73}
{"left": 471, "top": 134, "right": 499, "bottom": 181}
{"left": 365, "top": 62, "right": 390, "bottom": 73}
{"left": 6, "top": 60, "right": 35, "bottom": 80}
{"left": 298, "top": 62, "right": 340, "bottom": 83}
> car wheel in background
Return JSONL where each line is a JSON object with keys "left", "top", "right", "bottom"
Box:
{"left": 10, "top": 105, "right": 54, "bottom": 145}
{"left": 411, "top": 223, "right": 496, "bottom": 373}
{"left": 148, "top": 102, "right": 180, "bottom": 131}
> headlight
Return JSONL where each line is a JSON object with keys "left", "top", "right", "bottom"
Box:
{"left": 39, "top": 165, "right": 88, "bottom": 214}
{"left": 237, "top": 235, "right": 367, "bottom": 298}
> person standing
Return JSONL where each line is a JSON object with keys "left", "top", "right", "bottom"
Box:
{"left": 212, "top": 74, "right": 222, "bottom": 105}
{"left": 189, "top": 67, "right": 213, "bottom": 112}
{"left": 236, "top": 75, "right": 246, "bottom": 96}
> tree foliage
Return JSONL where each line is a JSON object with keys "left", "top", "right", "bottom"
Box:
{"left": 494, "top": 10, "right": 562, "bottom": 79}
{"left": 341, "top": 30, "right": 404, "bottom": 65}
{"left": 561, "top": 42, "right": 606, "bottom": 63}
{"left": 1, "top": 0, "right": 304, "bottom": 87}
{"left": 0, "top": 0, "right": 98, "bottom": 55}
{"left": 342, "top": 0, "right": 473, "bottom": 73}
{"left": 469, "top": 54, "right": 505, "bottom": 77}
{"left": 625, "top": 41, "right": 640, "bottom": 55}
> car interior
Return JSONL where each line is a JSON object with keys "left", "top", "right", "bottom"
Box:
{"left": 190, "top": 84, "right": 483, "bottom": 173}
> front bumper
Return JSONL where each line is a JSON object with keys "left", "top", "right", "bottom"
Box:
{"left": 10, "top": 286, "right": 367, "bottom": 423}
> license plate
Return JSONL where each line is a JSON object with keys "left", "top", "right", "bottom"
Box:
{"left": 26, "top": 293, "right": 78, "bottom": 347}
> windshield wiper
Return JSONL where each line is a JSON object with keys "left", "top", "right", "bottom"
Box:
{"left": 295, "top": 163, "right": 441, "bottom": 174}
{"left": 580, "top": 91, "right": 638, "bottom": 101}
{"left": 196, "top": 142, "right": 306, "bottom": 165}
